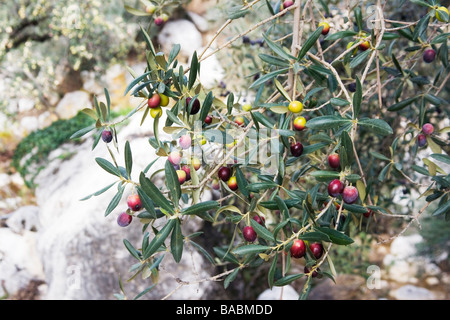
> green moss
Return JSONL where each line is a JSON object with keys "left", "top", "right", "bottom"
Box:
{"left": 12, "top": 112, "right": 95, "bottom": 188}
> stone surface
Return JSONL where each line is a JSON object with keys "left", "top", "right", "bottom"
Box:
{"left": 257, "top": 285, "right": 299, "bottom": 300}
{"left": 19, "top": 116, "right": 40, "bottom": 134}
{"left": 393, "top": 285, "right": 436, "bottom": 300}
{"left": 5, "top": 205, "right": 40, "bottom": 234}
{"left": 307, "top": 274, "right": 378, "bottom": 300}
{"left": 425, "top": 277, "right": 440, "bottom": 286}
{"left": 18, "top": 98, "right": 35, "bottom": 113}
{"left": 195, "top": 47, "right": 225, "bottom": 89}
{"left": 389, "top": 234, "right": 423, "bottom": 259}
{"left": 0, "top": 228, "right": 45, "bottom": 298}
{"left": 187, "top": 11, "right": 209, "bottom": 32}
{"left": 157, "top": 20, "right": 204, "bottom": 60}
{"left": 31, "top": 112, "right": 218, "bottom": 300}
{"left": 383, "top": 235, "right": 442, "bottom": 284}
{"left": 55, "top": 91, "right": 92, "bottom": 120}
{"left": 80, "top": 70, "right": 104, "bottom": 95}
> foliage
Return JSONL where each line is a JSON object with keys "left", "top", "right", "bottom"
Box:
{"left": 73, "top": 0, "right": 449, "bottom": 299}
{"left": 0, "top": 0, "right": 140, "bottom": 113}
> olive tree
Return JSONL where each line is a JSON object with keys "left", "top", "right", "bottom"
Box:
{"left": 72, "top": 0, "right": 449, "bottom": 299}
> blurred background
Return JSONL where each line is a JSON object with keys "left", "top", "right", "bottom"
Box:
{"left": 0, "top": 0, "right": 449, "bottom": 300}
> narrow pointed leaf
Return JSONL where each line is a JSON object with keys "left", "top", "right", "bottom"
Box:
{"left": 105, "top": 184, "right": 125, "bottom": 217}
{"left": 171, "top": 219, "right": 184, "bottom": 263}
{"left": 268, "top": 253, "right": 278, "bottom": 288}
{"left": 188, "top": 51, "right": 198, "bottom": 89}
{"left": 235, "top": 167, "right": 249, "bottom": 198}
{"left": 349, "top": 50, "right": 371, "bottom": 68}
{"left": 353, "top": 76, "right": 362, "bottom": 118}
{"left": 200, "top": 91, "right": 214, "bottom": 122}
{"left": 191, "top": 240, "right": 215, "bottom": 264}
{"left": 123, "top": 239, "right": 142, "bottom": 261}
{"left": 125, "top": 141, "right": 132, "bottom": 178}
{"left": 387, "top": 96, "right": 419, "bottom": 111}
{"left": 232, "top": 244, "right": 271, "bottom": 256}
{"left": 263, "top": 33, "right": 295, "bottom": 61}
{"left": 315, "top": 226, "right": 354, "bottom": 245}
{"left": 140, "top": 25, "right": 156, "bottom": 57}
{"left": 80, "top": 181, "right": 117, "bottom": 201}
{"left": 224, "top": 268, "right": 240, "bottom": 289}
{"left": 181, "top": 201, "right": 219, "bottom": 217}
{"left": 274, "top": 273, "right": 305, "bottom": 286}
{"left": 249, "top": 68, "right": 288, "bottom": 89}
{"left": 297, "top": 26, "right": 324, "bottom": 61}
{"left": 306, "top": 116, "right": 352, "bottom": 130}
{"left": 358, "top": 118, "right": 393, "bottom": 136}
{"left": 143, "top": 219, "right": 176, "bottom": 259}
{"left": 165, "top": 160, "right": 181, "bottom": 206}
{"left": 139, "top": 172, "right": 174, "bottom": 214}
{"left": 136, "top": 186, "right": 157, "bottom": 217}
{"left": 95, "top": 157, "right": 121, "bottom": 177}
{"left": 250, "top": 219, "right": 275, "bottom": 243}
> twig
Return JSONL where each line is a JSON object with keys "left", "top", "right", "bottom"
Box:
{"left": 188, "top": 4, "right": 299, "bottom": 73}
{"left": 377, "top": 202, "right": 430, "bottom": 245}
{"left": 198, "top": 0, "right": 264, "bottom": 60}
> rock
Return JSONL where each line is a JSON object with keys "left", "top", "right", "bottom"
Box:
{"left": 442, "top": 273, "right": 450, "bottom": 285}
{"left": 425, "top": 277, "right": 440, "bottom": 286}
{"left": 187, "top": 11, "right": 209, "bottom": 32}
{"left": 0, "top": 112, "right": 7, "bottom": 130}
{"left": 389, "top": 234, "right": 423, "bottom": 259}
{"left": 0, "top": 197, "right": 22, "bottom": 211}
{"left": 308, "top": 274, "right": 378, "bottom": 300}
{"left": 18, "top": 98, "right": 35, "bottom": 113}
{"left": 5, "top": 206, "right": 40, "bottom": 234}
{"left": 424, "top": 262, "right": 441, "bottom": 276}
{"left": 383, "top": 235, "right": 442, "bottom": 283}
{"left": 124, "top": 62, "right": 147, "bottom": 87}
{"left": 186, "top": 0, "right": 215, "bottom": 15}
{"left": 37, "top": 111, "right": 58, "bottom": 129}
{"left": 157, "top": 20, "right": 203, "bottom": 60}
{"left": 195, "top": 48, "right": 225, "bottom": 89}
{"left": 0, "top": 228, "right": 45, "bottom": 298}
{"left": 257, "top": 285, "right": 299, "bottom": 300}
{"left": 384, "top": 258, "right": 418, "bottom": 283}
{"left": 393, "top": 285, "right": 435, "bottom": 300}
{"left": 0, "top": 173, "right": 11, "bottom": 189}
{"left": 101, "top": 64, "right": 126, "bottom": 98}
{"left": 80, "top": 71, "right": 104, "bottom": 95}
{"left": 55, "top": 91, "right": 92, "bottom": 119}
{"left": 20, "top": 116, "right": 40, "bottom": 134}
{"left": 33, "top": 113, "right": 219, "bottom": 300}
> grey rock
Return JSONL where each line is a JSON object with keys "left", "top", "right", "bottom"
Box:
{"left": 393, "top": 285, "right": 435, "bottom": 300}
{"left": 80, "top": 70, "right": 104, "bottom": 95}
{"left": 55, "top": 91, "right": 92, "bottom": 119}
{"left": 5, "top": 205, "right": 41, "bottom": 234}
{"left": 0, "top": 228, "right": 45, "bottom": 298}
{"left": 33, "top": 113, "right": 219, "bottom": 300}
{"left": 383, "top": 235, "right": 442, "bottom": 283}
{"left": 389, "top": 234, "right": 422, "bottom": 259}
{"left": 18, "top": 98, "right": 35, "bottom": 113}
{"left": 257, "top": 285, "right": 299, "bottom": 300}
{"left": 157, "top": 20, "right": 203, "bottom": 59}
{"left": 20, "top": 116, "right": 40, "bottom": 134}
{"left": 187, "top": 11, "right": 209, "bottom": 32}
{"left": 195, "top": 48, "right": 225, "bottom": 89}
